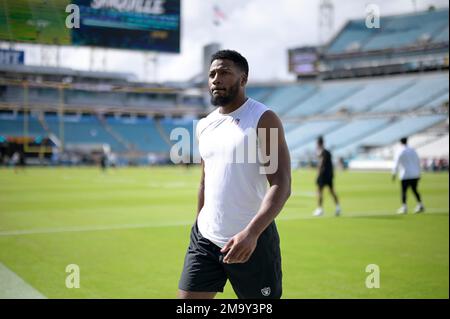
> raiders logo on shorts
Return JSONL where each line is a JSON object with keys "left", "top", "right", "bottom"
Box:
{"left": 261, "top": 287, "right": 271, "bottom": 297}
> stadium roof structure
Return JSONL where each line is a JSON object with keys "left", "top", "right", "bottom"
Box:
{"left": 0, "top": 64, "right": 136, "bottom": 83}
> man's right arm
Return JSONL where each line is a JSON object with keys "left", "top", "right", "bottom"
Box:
{"left": 196, "top": 159, "right": 205, "bottom": 218}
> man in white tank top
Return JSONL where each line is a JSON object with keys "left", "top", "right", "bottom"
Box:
{"left": 178, "top": 50, "right": 291, "bottom": 299}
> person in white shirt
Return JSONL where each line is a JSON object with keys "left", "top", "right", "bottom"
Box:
{"left": 392, "top": 137, "right": 425, "bottom": 214}
{"left": 178, "top": 50, "right": 291, "bottom": 299}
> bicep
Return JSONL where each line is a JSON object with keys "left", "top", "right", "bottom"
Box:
{"left": 257, "top": 111, "right": 291, "bottom": 185}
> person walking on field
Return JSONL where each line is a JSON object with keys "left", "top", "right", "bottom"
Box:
{"left": 178, "top": 50, "right": 291, "bottom": 299}
{"left": 392, "top": 137, "right": 425, "bottom": 214}
{"left": 313, "top": 136, "right": 341, "bottom": 217}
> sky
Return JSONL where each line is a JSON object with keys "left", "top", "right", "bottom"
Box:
{"left": 3, "top": 0, "right": 449, "bottom": 83}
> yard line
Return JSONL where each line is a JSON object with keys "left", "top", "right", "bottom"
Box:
{"left": 291, "top": 191, "right": 316, "bottom": 197}
{"left": 0, "top": 263, "right": 47, "bottom": 299}
{"left": 279, "top": 208, "right": 448, "bottom": 221}
{"left": 0, "top": 221, "right": 193, "bottom": 236}
{"left": 0, "top": 209, "right": 447, "bottom": 237}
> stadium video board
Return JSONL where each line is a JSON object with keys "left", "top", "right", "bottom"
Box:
{"left": 0, "top": 0, "right": 181, "bottom": 53}
{"left": 288, "top": 46, "right": 320, "bottom": 76}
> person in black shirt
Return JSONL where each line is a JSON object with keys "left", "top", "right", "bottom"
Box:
{"left": 100, "top": 152, "right": 107, "bottom": 172}
{"left": 313, "top": 136, "right": 340, "bottom": 216}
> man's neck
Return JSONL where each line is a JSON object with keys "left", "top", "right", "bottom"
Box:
{"left": 218, "top": 95, "right": 248, "bottom": 114}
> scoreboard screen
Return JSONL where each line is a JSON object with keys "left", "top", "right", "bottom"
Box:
{"left": 288, "top": 47, "right": 319, "bottom": 76}
{"left": 0, "top": 0, "right": 181, "bottom": 53}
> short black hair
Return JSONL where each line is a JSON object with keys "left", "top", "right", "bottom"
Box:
{"left": 400, "top": 137, "right": 408, "bottom": 145}
{"left": 317, "top": 135, "right": 324, "bottom": 146}
{"left": 210, "top": 50, "right": 249, "bottom": 76}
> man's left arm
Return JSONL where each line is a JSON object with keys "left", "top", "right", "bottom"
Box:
{"left": 221, "top": 110, "right": 291, "bottom": 264}
{"left": 392, "top": 151, "right": 400, "bottom": 181}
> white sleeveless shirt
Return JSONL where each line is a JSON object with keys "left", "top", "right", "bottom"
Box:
{"left": 196, "top": 98, "right": 269, "bottom": 248}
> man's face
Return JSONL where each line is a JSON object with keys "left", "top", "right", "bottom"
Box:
{"left": 317, "top": 142, "right": 323, "bottom": 150}
{"left": 208, "top": 59, "right": 246, "bottom": 106}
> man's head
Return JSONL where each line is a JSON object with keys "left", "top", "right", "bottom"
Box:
{"left": 208, "top": 50, "right": 249, "bottom": 106}
{"left": 317, "top": 136, "right": 324, "bottom": 149}
{"left": 400, "top": 137, "right": 408, "bottom": 145}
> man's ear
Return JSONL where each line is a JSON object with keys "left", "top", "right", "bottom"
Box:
{"left": 241, "top": 73, "right": 248, "bottom": 86}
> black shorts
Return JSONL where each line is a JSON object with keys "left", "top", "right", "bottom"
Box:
{"left": 401, "top": 178, "right": 420, "bottom": 190}
{"left": 178, "top": 221, "right": 282, "bottom": 299}
{"left": 317, "top": 175, "right": 333, "bottom": 188}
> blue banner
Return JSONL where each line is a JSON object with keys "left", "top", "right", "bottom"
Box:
{"left": 0, "top": 49, "right": 25, "bottom": 65}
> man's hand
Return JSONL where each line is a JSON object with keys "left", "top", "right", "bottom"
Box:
{"left": 221, "top": 229, "right": 258, "bottom": 264}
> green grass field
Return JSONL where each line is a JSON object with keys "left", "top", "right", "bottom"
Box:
{"left": 0, "top": 167, "right": 448, "bottom": 299}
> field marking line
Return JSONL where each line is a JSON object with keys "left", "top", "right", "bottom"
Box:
{"left": 0, "top": 263, "right": 47, "bottom": 299}
{"left": 291, "top": 191, "right": 316, "bottom": 197}
{"left": 279, "top": 207, "right": 448, "bottom": 221}
{"left": 0, "top": 221, "right": 192, "bottom": 236}
{"left": 0, "top": 208, "right": 447, "bottom": 237}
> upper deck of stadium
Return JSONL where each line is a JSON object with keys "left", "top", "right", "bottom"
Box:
{"left": 326, "top": 8, "right": 448, "bottom": 54}
{"left": 0, "top": 7, "right": 448, "bottom": 165}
